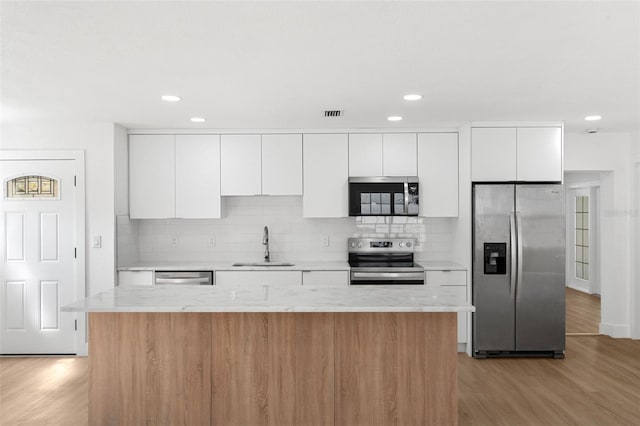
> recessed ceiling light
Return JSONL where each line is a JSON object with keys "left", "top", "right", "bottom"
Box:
{"left": 161, "top": 95, "right": 182, "bottom": 102}
{"left": 190, "top": 117, "right": 206, "bottom": 123}
{"left": 584, "top": 115, "right": 602, "bottom": 121}
{"left": 403, "top": 94, "right": 422, "bottom": 101}
{"left": 387, "top": 116, "right": 403, "bottom": 122}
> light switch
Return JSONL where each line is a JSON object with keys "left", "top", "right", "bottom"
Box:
{"left": 92, "top": 236, "right": 102, "bottom": 248}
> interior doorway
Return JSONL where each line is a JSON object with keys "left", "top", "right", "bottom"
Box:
{"left": 564, "top": 172, "right": 602, "bottom": 335}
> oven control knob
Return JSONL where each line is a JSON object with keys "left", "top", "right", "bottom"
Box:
{"left": 406, "top": 241, "right": 412, "bottom": 248}
{"left": 357, "top": 242, "right": 363, "bottom": 248}
{"left": 399, "top": 242, "right": 405, "bottom": 248}
{"left": 351, "top": 242, "right": 357, "bottom": 248}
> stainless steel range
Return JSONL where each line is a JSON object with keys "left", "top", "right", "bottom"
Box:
{"left": 348, "top": 238, "right": 424, "bottom": 285}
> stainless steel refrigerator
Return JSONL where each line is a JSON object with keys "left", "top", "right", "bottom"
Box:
{"left": 473, "top": 184, "right": 565, "bottom": 358}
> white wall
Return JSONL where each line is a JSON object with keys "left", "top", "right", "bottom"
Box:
{"left": 114, "top": 124, "right": 128, "bottom": 215}
{"left": 564, "top": 131, "right": 634, "bottom": 338}
{"left": 632, "top": 132, "right": 640, "bottom": 339}
{"left": 1, "top": 123, "right": 116, "bottom": 296}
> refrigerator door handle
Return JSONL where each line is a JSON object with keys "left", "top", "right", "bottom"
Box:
{"left": 510, "top": 211, "right": 517, "bottom": 297}
{"left": 516, "top": 211, "right": 523, "bottom": 300}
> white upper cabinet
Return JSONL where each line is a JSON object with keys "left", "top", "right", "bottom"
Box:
{"left": 382, "top": 133, "right": 417, "bottom": 176}
{"left": 303, "top": 134, "right": 349, "bottom": 218}
{"left": 130, "top": 134, "right": 222, "bottom": 219}
{"left": 129, "top": 135, "right": 175, "bottom": 219}
{"left": 417, "top": 133, "right": 459, "bottom": 217}
{"left": 175, "top": 135, "right": 221, "bottom": 218}
{"left": 471, "top": 128, "right": 517, "bottom": 181}
{"left": 349, "top": 133, "right": 383, "bottom": 176}
{"left": 516, "top": 127, "right": 562, "bottom": 182}
{"left": 261, "top": 134, "right": 302, "bottom": 195}
{"left": 471, "top": 126, "right": 562, "bottom": 182}
{"left": 220, "top": 135, "right": 262, "bottom": 196}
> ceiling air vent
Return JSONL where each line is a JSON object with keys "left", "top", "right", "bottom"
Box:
{"left": 324, "top": 110, "right": 343, "bottom": 118}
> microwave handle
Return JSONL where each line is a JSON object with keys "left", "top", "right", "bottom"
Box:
{"left": 404, "top": 182, "right": 409, "bottom": 215}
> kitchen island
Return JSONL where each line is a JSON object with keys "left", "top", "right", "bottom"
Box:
{"left": 63, "top": 285, "right": 474, "bottom": 426}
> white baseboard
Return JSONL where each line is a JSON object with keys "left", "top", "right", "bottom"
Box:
{"left": 599, "top": 322, "right": 630, "bottom": 338}
{"left": 566, "top": 283, "right": 592, "bottom": 294}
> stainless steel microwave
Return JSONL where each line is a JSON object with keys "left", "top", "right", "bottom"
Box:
{"left": 348, "top": 177, "right": 419, "bottom": 216}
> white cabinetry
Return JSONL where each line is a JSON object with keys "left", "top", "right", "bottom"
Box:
{"left": 471, "top": 128, "right": 517, "bottom": 182}
{"left": 220, "top": 134, "right": 302, "bottom": 196}
{"left": 261, "top": 134, "right": 302, "bottom": 195}
{"left": 130, "top": 134, "right": 221, "bottom": 219}
{"left": 302, "top": 270, "right": 349, "bottom": 288}
{"left": 220, "top": 135, "right": 262, "bottom": 196}
{"left": 417, "top": 133, "right": 459, "bottom": 217}
{"left": 348, "top": 134, "right": 383, "bottom": 176}
{"left": 382, "top": 133, "right": 417, "bottom": 176}
{"left": 129, "top": 135, "right": 175, "bottom": 219}
{"left": 215, "top": 270, "right": 301, "bottom": 287}
{"left": 516, "top": 127, "right": 562, "bottom": 182}
{"left": 471, "top": 126, "right": 562, "bottom": 182}
{"left": 348, "top": 133, "right": 417, "bottom": 177}
{"left": 118, "top": 271, "right": 154, "bottom": 286}
{"left": 303, "top": 134, "right": 349, "bottom": 218}
{"left": 425, "top": 270, "right": 468, "bottom": 346}
{"left": 175, "top": 135, "right": 221, "bottom": 218}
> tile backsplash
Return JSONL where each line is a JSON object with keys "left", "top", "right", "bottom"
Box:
{"left": 117, "top": 197, "right": 453, "bottom": 265}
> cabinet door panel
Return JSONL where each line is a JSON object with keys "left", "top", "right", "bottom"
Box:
{"left": 302, "top": 270, "right": 349, "bottom": 288}
{"left": 303, "top": 134, "right": 349, "bottom": 218}
{"left": 348, "top": 134, "right": 383, "bottom": 177}
{"left": 118, "top": 271, "right": 154, "bottom": 286}
{"left": 262, "top": 134, "right": 302, "bottom": 195}
{"left": 516, "top": 127, "right": 562, "bottom": 182}
{"left": 471, "top": 128, "right": 517, "bottom": 181}
{"left": 417, "top": 133, "right": 458, "bottom": 217}
{"left": 129, "top": 135, "right": 175, "bottom": 219}
{"left": 382, "top": 133, "right": 417, "bottom": 176}
{"left": 425, "top": 270, "right": 466, "bottom": 286}
{"left": 175, "top": 135, "right": 221, "bottom": 218}
{"left": 221, "top": 135, "right": 262, "bottom": 196}
{"left": 215, "top": 271, "right": 302, "bottom": 287}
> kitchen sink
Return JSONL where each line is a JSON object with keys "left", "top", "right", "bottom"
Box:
{"left": 232, "top": 262, "right": 295, "bottom": 267}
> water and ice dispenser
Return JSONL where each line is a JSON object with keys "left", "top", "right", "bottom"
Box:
{"left": 484, "top": 243, "right": 506, "bottom": 275}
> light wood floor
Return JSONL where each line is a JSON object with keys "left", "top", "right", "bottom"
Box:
{"left": 2, "top": 321, "right": 638, "bottom": 426}
{"left": 0, "top": 356, "right": 88, "bottom": 425}
{"left": 566, "top": 287, "right": 601, "bottom": 334}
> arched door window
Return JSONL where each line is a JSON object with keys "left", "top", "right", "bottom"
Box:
{"left": 5, "top": 175, "right": 59, "bottom": 199}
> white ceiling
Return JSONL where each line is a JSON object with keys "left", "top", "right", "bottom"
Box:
{"left": 2, "top": 1, "right": 639, "bottom": 133}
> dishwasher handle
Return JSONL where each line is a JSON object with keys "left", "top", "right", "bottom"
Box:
{"left": 154, "top": 271, "right": 213, "bottom": 285}
{"left": 155, "top": 277, "right": 211, "bottom": 285}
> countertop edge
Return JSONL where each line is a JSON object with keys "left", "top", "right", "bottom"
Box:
{"left": 62, "top": 306, "right": 475, "bottom": 313}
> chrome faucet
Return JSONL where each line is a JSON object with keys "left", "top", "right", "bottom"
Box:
{"left": 262, "top": 226, "right": 270, "bottom": 262}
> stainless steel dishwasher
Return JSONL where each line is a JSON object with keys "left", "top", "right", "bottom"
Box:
{"left": 154, "top": 271, "right": 213, "bottom": 285}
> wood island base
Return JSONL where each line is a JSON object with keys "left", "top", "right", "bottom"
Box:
{"left": 89, "top": 312, "right": 457, "bottom": 425}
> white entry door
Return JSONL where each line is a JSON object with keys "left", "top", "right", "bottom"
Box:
{"left": 1, "top": 160, "right": 77, "bottom": 354}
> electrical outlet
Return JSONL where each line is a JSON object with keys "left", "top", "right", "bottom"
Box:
{"left": 170, "top": 235, "right": 178, "bottom": 246}
{"left": 208, "top": 236, "right": 216, "bottom": 248}
{"left": 321, "top": 235, "right": 330, "bottom": 247}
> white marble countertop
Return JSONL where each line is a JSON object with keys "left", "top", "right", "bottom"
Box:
{"left": 117, "top": 260, "right": 466, "bottom": 272}
{"left": 416, "top": 261, "right": 467, "bottom": 271}
{"left": 62, "top": 285, "right": 475, "bottom": 313}
{"left": 118, "top": 261, "right": 351, "bottom": 271}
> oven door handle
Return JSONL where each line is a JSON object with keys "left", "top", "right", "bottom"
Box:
{"left": 351, "top": 272, "right": 425, "bottom": 280}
